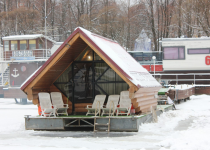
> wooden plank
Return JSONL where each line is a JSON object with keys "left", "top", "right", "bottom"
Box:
{"left": 137, "top": 99, "right": 157, "bottom": 107}
{"left": 135, "top": 87, "right": 161, "bottom": 94}
{"left": 27, "top": 94, "right": 33, "bottom": 100}
{"left": 135, "top": 106, "right": 141, "bottom": 113}
{"left": 136, "top": 95, "right": 155, "bottom": 102}
{"left": 140, "top": 102, "right": 157, "bottom": 110}
{"left": 67, "top": 109, "right": 72, "bottom": 114}
{"left": 134, "top": 92, "right": 155, "bottom": 98}
{"left": 75, "top": 108, "right": 88, "bottom": 112}
{"left": 75, "top": 103, "right": 92, "bottom": 108}
{"left": 131, "top": 98, "right": 138, "bottom": 108}
{"left": 33, "top": 99, "right": 39, "bottom": 105}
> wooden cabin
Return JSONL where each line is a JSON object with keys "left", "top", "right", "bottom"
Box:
{"left": 21, "top": 27, "right": 161, "bottom": 114}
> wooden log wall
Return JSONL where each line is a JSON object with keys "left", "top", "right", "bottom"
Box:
{"left": 132, "top": 87, "right": 160, "bottom": 114}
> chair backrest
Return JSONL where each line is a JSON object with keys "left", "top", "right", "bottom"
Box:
{"left": 38, "top": 92, "right": 52, "bottom": 109}
{"left": 92, "top": 95, "right": 106, "bottom": 108}
{"left": 106, "top": 95, "right": 120, "bottom": 109}
{"left": 119, "top": 91, "right": 131, "bottom": 108}
{"left": 50, "top": 92, "right": 64, "bottom": 108}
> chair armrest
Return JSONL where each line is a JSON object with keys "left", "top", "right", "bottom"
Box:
{"left": 86, "top": 105, "right": 92, "bottom": 108}
{"left": 63, "top": 104, "right": 68, "bottom": 107}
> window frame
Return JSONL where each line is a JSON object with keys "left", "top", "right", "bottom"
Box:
{"left": 162, "top": 46, "right": 185, "bottom": 60}
{"left": 29, "top": 40, "right": 36, "bottom": 50}
{"left": 20, "top": 40, "right": 27, "bottom": 50}
{"left": 11, "top": 40, "right": 18, "bottom": 51}
{"left": 187, "top": 48, "right": 210, "bottom": 54}
{"left": 4, "top": 41, "right": 9, "bottom": 51}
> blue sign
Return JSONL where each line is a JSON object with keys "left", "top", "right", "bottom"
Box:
{"left": 10, "top": 57, "right": 35, "bottom": 60}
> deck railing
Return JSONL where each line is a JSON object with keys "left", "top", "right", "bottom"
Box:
{"left": 154, "top": 73, "right": 210, "bottom": 85}
{"left": 2, "top": 49, "right": 51, "bottom": 61}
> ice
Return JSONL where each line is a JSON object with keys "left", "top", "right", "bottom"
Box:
{"left": 133, "top": 29, "right": 151, "bottom": 52}
{"left": 1, "top": 95, "right": 210, "bottom": 150}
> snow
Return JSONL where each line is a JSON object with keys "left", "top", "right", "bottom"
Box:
{"left": 1, "top": 95, "right": 210, "bottom": 150}
{"left": 2, "top": 34, "right": 56, "bottom": 44}
{"left": 3, "top": 34, "right": 44, "bottom": 40}
{"left": 168, "top": 84, "right": 194, "bottom": 90}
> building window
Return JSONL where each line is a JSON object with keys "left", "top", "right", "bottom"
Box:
{"left": 163, "top": 47, "right": 185, "bottom": 60}
{"left": 188, "top": 49, "right": 210, "bottom": 54}
{"left": 29, "top": 40, "right": 36, "bottom": 50}
{"left": 11, "top": 41, "right": 18, "bottom": 51}
{"left": 38, "top": 39, "right": 43, "bottom": 49}
{"left": 4, "top": 41, "right": 9, "bottom": 51}
{"left": 20, "top": 40, "right": 27, "bottom": 50}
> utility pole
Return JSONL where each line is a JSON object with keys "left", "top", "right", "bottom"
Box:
{"left": 45, "top": 0, "right": 47, "bottom": 59}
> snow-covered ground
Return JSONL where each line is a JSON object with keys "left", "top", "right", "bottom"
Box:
{"left": 0, "top": 95, "right": 210, "bottom": 150}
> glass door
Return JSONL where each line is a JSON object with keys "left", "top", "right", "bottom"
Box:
{"left": 73, "top": 62, "right": 93, "bottom": 103}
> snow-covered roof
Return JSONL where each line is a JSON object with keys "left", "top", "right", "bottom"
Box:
{"left": 79, "top": 27, "right": 161, "bottom": 88}
{"left": 2, "top": 34, "right": 56, "bottom": 43}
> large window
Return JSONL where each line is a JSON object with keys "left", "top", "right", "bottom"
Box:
{"left": 20, "top": 40, "right": 27, "bottom": 50}
{"left": 11, "top": 41, "right": 18, "bottom": 51}
{"left": 163, "top": 47, "right": 185, "bottom": 60}
{"left": 188, "top": 48, "right": 210, "bottom": 54}
{"left": 4, "top": 41, "right": 9, "bottom": 51}
{"left": 29, "top": 40, "right": 36, "bottom": 50}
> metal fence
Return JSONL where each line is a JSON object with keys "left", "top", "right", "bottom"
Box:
{"left": 2, "top": 49, "right": 51, "bottom": 61}
{"left": 128, "top": 51, "right": 162, "bottom": 65}
{"left": 153, "top": 73, "right": 210, "bottom": 85}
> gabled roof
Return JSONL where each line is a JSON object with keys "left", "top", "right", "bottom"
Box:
{"left": 21, "top": 27, "right": 160, "bottom": 91}
{"left": 2, "top": 34, "right": 56, "bottom": 44}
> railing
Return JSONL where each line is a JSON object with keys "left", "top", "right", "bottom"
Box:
{"left": 154, "top": 73, "right": 210, "bottom": 85}
{"left": 2, "top": 49, "right": 51, "bottom": 61}
{"left": 128, "top": 51, "right": 162, "bottom": 65}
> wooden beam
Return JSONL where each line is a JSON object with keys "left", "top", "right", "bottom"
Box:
{"left": 33, "top": 99, "right": 39, "bottom": 105}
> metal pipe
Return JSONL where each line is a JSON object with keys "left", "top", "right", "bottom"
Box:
{"left": 45, "top": 0, "right": 47, "bottom": 59}
{"left": 194, "top": 74, "right": 195, "bottom": 85}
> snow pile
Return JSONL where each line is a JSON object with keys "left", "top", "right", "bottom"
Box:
{"left": 139, "top": 95, "right": 210, "bottom": 150}
{"left": 172, "top": 84, "right": 194, "bottom": 90}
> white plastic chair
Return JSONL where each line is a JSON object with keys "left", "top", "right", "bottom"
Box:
{"left": 116, "top": 91, "right": 131, "bottom": 116}
{"left": 101, "top": 95, "right": 120, "bottom": 116}
{"left": 50, "top": 92, "right": 69, "bottom": 116}
{"left": 86, "top": 95, "right": 106, "bottom": 116}
{"left": 38, "top": 92, "right": 56, "bottom": 117}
